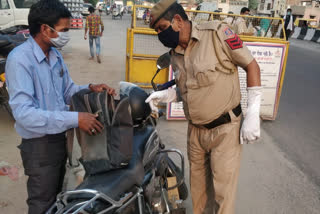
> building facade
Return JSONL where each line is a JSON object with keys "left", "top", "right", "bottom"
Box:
{"left": 198, "top": 0, "right": 249, "bottom": 14}
{"left": 257, "top": 0, "right": 287, "bottom": 17}
{"left": 288, "top": 0, "right": 320, "bottom": 26}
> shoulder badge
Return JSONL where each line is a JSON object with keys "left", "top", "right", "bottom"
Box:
{"left": 223, "top": 27, "right": 235, "bottom": 38}
{"left": 225, "top": 34, "right": 243, "bottom": 50}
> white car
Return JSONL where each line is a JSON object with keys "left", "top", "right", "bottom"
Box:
{"left": 81, "top": 3, "right": 92, "bottom": 16}
{"left": 0, "top": 0, "right": 39, "bottom": 30}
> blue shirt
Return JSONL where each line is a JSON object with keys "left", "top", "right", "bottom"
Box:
{"left": 6, "top": 37, "right": 88, "bottom": 139}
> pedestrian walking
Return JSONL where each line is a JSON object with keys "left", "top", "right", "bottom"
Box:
{"left": 84, "top": 6, "right": 104, "bottom": 63}
{"left": 233, "top": 7, "right": 254, "bottom": 36}
{"left": 5, "top": 0, "right": 115, "bottom": 213}
{"left": 283, "top": 8, "right": 294, "bottom": 41}
{"left": 146, "top": 0, "right": 262, "bottom": 213}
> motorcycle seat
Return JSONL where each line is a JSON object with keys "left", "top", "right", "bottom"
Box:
{"left": 70, "top": 125, "right": 155, "bottom": 202}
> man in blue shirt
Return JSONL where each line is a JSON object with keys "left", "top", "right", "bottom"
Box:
{"left": 5, "top": 0, "right": 115, "bottom": 213}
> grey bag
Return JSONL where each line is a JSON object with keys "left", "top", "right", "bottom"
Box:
{"left": 67, "top": 89, "right": 133, "bottom": 175}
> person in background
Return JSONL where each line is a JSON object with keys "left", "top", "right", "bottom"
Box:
{"left": 213, "top": 9, "right": 221, "bottom": 20}
{"left": 223, "top": 11, "right": 235, "bottom": 25}
{"left": 5, "top": 0, "right": 115, "bottom": 213}
{"left": 283, "top": 8, "right": 294, "bottom": 41}
{"left": 85, "top": 6, "right": 104, "bottom": 63}
{"left": 233, "top": 7, "right": 254, "bottom": 36}
{"left": 259, "top": 16, "right": 271, "bottom": 37}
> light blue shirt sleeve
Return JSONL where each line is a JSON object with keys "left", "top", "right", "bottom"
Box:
{"left": 6, "top": 57, "right": 79, "bottom": 136}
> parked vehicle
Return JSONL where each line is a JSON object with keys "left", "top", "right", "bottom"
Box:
{"left": 0, "top": 28, "right": 29, "bottom": 119}
{"left": 47, "top": 53, "right": 188, "bottom": 214}
{"left": 106, "top": 5, "right": 111, "bottom": 15}
{"left": 0, "top": 0, "right": 38, "bottom": 30}
{"left": 96, "top": 2, "right": 105, "bottom": 10}
{"left": 136, "top": 8, "right": 144, "bottom": 20}
{"left": 81, "top": 3, "right": 93, "bottom": 16}
{"left": 112, "top": 4, "right": 123, "bottom": 20}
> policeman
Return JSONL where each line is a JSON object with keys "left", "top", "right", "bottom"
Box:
{"left": 233, "top": 7, "right": 254, "bottom": 36}
{"left": 146, "top": 0, "right": 262, "bottom": 213}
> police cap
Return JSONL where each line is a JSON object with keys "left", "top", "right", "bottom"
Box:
{"left": 150, "top": 0, "right": 177, "bottom": 29}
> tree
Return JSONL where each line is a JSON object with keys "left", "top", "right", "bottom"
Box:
{"left": 248, "top": 0, "right": 258, "bottom": 10}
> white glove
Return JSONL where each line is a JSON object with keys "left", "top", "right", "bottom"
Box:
{"left": 145, "top": 88, "right": 177, "bottom": 113}
{"left": 240, "top": 86, "right": 262, "bottom": 144}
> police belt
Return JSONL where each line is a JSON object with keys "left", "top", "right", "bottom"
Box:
{"left": 192, "top": 104, "right": 242, "bottom": 130}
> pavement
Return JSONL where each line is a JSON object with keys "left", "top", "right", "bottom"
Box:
{"left": 0, "top": 14, "right": 320, "bottom": 214}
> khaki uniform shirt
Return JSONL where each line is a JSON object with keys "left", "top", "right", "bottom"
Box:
{"left": 171, "top": 21, "right": 253, "bottom": 125}
{"left": 233, "top": 17, "right": 253, "bottom": 35}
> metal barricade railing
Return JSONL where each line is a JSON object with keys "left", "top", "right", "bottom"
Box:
{"left": 126, "top": 27, "right": 170, "bottom": 88}
{"left": 127, "top": 5, "right": 288, "bottom": 88}
{"left": 131, "top": 5, "right": 287, "bottom": 40}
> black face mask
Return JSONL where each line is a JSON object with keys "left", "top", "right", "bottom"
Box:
{"left": 158, "top": 25, "right": 179, "bottom": 49}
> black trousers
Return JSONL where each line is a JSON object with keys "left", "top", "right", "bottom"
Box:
{"left": 18, "top": 133, "right": 67, "bottom": 214}
{"left": 285, "top": 29, "right": 292, "bottom": 41}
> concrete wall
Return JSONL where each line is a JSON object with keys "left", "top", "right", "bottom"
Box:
{"left": 290, "top": 4, "right": 320, "bottom": 26}
{"left": 304, "top": 6, "right": 320, "bottom": 25}
{"left": 228, "top": 0, "right": 248, "bottom": 14}
{"left": 257, "top": 0, "right": 273, "bottom": 15}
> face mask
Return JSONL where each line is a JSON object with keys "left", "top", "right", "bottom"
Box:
{"left": 287, "top": 12, "right": 291, "bottom": 15}
{"left": 46, "top": 25, "right": 70, "bottom": 48}
{"left": 158, "top": 25, "right": 179, "bottom": 49}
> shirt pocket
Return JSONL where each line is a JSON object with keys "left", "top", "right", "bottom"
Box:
{"left": 187, "top": 62, "right": 220, "bottom": 89}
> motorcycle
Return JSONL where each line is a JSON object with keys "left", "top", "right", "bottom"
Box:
{"left": 47, "top": 53, "right": 188, "bottom": 214}
{"left": 0, "top": 29, "right": 29, "bottom": 119}
{"left": 106, "top": 6, "right": 111, "bottom": 16}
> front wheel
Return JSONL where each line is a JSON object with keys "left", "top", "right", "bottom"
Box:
{"left": 166, "top": 157, "right": 188, "bottom": 200}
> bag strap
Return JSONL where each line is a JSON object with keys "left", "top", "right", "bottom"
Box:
{"left": 66, "top": 99, "right": 80, "bottom": 168}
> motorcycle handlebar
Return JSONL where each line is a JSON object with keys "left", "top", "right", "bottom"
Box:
{"left": 157, "top": 79, "right": 176, "bottom": 91}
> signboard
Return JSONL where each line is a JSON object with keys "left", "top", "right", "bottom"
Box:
{"left": 166, "top": 42, "right": 287, "bottom": 121}
{"left": 166, "top": 66, "right": 186, "bottom": 120}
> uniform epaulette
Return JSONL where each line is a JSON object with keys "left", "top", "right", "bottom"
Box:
{"left": 195, "top": 20, "right": 222, "bottom": 31}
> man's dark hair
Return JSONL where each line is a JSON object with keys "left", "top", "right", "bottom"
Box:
{"left": 162, "top": 3, "right": 188, "bottom": 22}
{"left": 89, "top": 6, "right": 95, "bottom": 14}
{"left": 28, "top": 0, "right": 72, "bottom": 36}
{"left": 240, "top": 7, "right": 250, "bottom": 14}
{"left": 287, "top": 8, "right": 292, "bottom": 12}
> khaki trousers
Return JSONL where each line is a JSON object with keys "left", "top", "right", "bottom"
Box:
{"left": 188, "top": 112, "right": 242, "bottom": 214}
